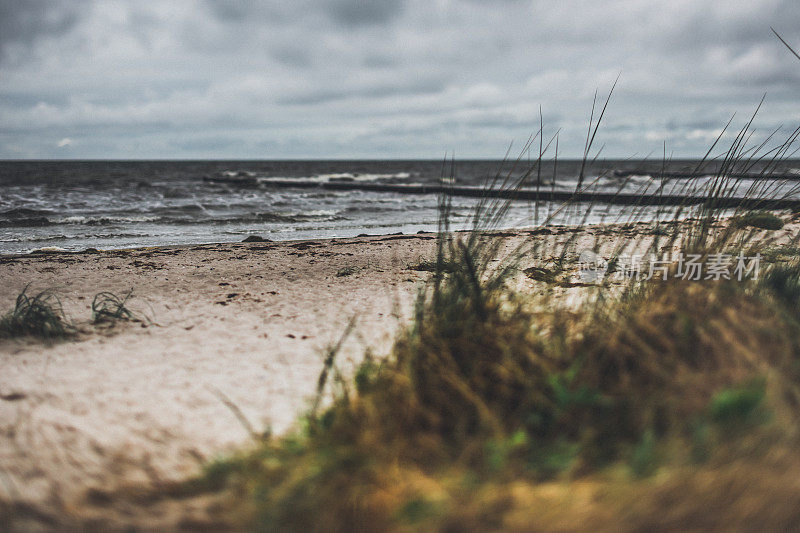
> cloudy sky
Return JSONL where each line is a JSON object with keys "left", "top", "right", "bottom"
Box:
{"left": 1, "top": 0, "right": 799, "bottom": 159}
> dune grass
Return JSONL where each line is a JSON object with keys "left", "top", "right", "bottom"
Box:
{"left": 199, "top": 265, "right": 800, "bottom": 530}
{"left": 171, "top": 98, "right": 800, "bottom": 530}
{"left": 0, "top": 286, "right": 72, "bottom": 340}
{"left": 91, "top": 290, "right": 138, "bottom": 325}
{"left": 0, "top": 287, "right": 148, "bottom": 343}
{"left": 186, "top": 260, "right": 800, "bottom": 530}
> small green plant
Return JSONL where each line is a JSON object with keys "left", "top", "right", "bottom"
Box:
{"left": 630, "top": 429, "right": 658, "bottom": 478}
{"left": 690, "top": 420, "right": 712, "bottom": 464}
{"left": 395, "top": 496, "right": 442, "bottom": 525}
{"left": 708, "top": 378, "right": 767, "bottom": 428}
{"left": 761, "top": 246, "right": 800, "bottom": 263}
{"left": 733, "top": 211, "right": 784, "bottom": 231}
{"left": 354, "top": 354, "right": 380, "bottom": 393}
{"left": 199, "top": 456, "right": 243, "bottom": 491}
{"left": 91, "top": 290, "right": 137, "bottom": 324}
{"left": 760, "top": 261, "right": 800, "bottom": 308}
{"left": 0, "top": 286, "right": 71, "bottom": 340}
{"left": 526, "top": 438, "right": 581, "bottom": 478}
{"left": 486, "top": 430, "right": 529, "bottom": 472}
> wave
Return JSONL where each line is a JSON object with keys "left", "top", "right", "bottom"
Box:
{"left": 0, "top": 207, "right": 55, "bottom": 227}
{"left": 0, "top": 210, "right": 346, "bottom": 228}
{"left": 254, "top": 172, "right": 412, "bottom": 184}
{"left": 208, "top": 211, "right": 345, "bottom": 224}
{"left": 219, "top": 170, "right": 258, "bottom": 178}
{"left": 0, "top": 217, "right": 52, "bottom": 227}
{"left": 56, "top": 215, "right": 162, "bottom": 226}
{"left": 0, "top": 232, "right": 148, "bottom": 243}
{"left": 0, "top": 207, "right": 56, "bottom": 218}
{"left": 315, "top": 172, "right": 411, "bottom": 182}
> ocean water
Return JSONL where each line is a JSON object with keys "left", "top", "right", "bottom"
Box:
{"left": 1, "top": 159, "right": 799, "bottom": 255}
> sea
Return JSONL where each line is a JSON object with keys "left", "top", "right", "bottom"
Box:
{"left": 1, "top": 159, "right": 799, "bottom": 255}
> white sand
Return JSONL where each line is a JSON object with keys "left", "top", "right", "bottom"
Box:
{"left": 0, "top": 235, "right": 436, "bottom": 520}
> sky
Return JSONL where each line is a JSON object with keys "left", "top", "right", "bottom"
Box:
{"left": 1, "top": 0, "right": 799, "bottom": 160}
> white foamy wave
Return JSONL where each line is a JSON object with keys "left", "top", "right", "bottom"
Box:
{"left": 220, "top": 170, "right": 258, "bottom": 178}
{"left": 29, "top": 246, "right": 68, "bottom": 253}
{"left": 51, "top": 215, "right": 161, "bottom": 225}
{"left": 305, "top": 209, "right": 340, "bottom": 217}
{"left": 258, "top": 172, "right": 412, "bottom": 184}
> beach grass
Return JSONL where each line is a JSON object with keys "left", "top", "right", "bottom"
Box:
{"left": 0, "top": 287, "right": 149, "bottom": 343}
{"left": 190, "top": 236, "right": 800, "bottom": 530}
{"left": 91, "top": 290, "right": 137, "bottom": 324}
{"left": 0, "top": 286, "right": 72, "bottom": 341}
{"left": 169, "top": 96, "right": 800, "bottom": 530}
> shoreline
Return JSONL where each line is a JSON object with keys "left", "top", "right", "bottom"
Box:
{"left": 0, "top": 217, "right": 683, "bottom": 258}
{"left": 0, "top": 231, "right": 437, "bottom": 258}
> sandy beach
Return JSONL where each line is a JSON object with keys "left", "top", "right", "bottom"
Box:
{"left": 0, "top": 225, "right": 607, "bottom": 525}
{"left": 0, "top": 233, "right": 450, "bottom": 525}
{"left": 2, "top": 218, "right": 797, "bottom": 529}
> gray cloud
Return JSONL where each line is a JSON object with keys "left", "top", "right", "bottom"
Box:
{"left": 0, "top": 0, "right": 83, "bottom": 62}
{"left": 272, "top": 45, "right": 314, "bottom": 67}
{"left": 325, "top": 0, "right": 406, "bottom": 27}
{"left": 205, "top": 1, "right": 257, "bottom": 22}
{"left": 275, "top": 77, "right": 446, "bottom": 106}
{"left": 203, "top": 0, "right": 406, "bottom": 27}
{"left": 1, "top": 0, "right": 799, "bottom": 159}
